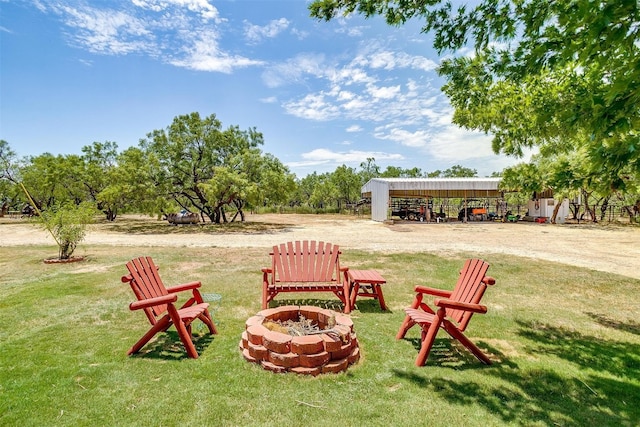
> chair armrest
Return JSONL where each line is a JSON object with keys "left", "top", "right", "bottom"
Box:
{"left": 414, "top": 285, "right": 452, "bottom": 298}
{"left": 434, "top": 298, "right": 487, "bottom": 314}
{"left": 483, "top": 276, "right": 496, "bottom": 285}
{"left": 129, "top": 294, "right": 177, "bottom": 311}
{"left": 166, "top": 281, "right": 201, "bottom": 293}
{"left": 340, "top": 267, "right": 349, "bottom": 272}
{"left": 261, "top": 268, "right": 272, "bottom": 273}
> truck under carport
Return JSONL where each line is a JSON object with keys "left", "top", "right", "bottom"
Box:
{"left": 361, "top": 178, "right": 503, "bottom": 222}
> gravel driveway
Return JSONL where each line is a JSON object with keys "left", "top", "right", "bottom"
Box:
{"left": 2, "top": 214, "right": 638, "bottom": 279}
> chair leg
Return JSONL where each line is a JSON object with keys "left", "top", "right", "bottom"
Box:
{"left": 444, "top": 323, "right": 492, "bottom": 365}
{"left": 374, "top": 284, "right": 388, "bottom": 311}
{"left": 396, "top": 315, "right": 415, "bottom": 340}
{"left": 415, "top": 309, "right": 445, "bottom": 366}
{"left": 342, "top": 281, "right": 351, "bottom": 314}
{"left": 128, "top": 316, "right": 171, "bottom": 356}
{"left": 199, "top": 310, "right": 218, "bottom": 335}
{"left": 168, "top": 306, "right": 199, "bottom": 359}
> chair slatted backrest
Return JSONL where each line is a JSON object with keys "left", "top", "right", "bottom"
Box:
{"left": 271, "top": 241, "right": 341, "bottom": 284}
{"left": 447, "top": 259, "right": 490, "bottom": 331}
{"left": 125, "top": 256, "right": 169, "bottom": 318}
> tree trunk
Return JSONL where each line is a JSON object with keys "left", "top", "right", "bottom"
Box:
{"left": 550, "top": 201, "right": 562, "bottom": 224}
{"left": 599, "top": 196, "right": 610, "bottom": 221}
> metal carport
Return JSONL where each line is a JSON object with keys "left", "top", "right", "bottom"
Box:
{"left": 361, "top": 178, "right": 503, "bottom": 222}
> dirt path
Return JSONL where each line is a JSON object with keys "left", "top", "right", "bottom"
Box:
{"left": 1, "top": 214, "right": 639, "bottom": 279}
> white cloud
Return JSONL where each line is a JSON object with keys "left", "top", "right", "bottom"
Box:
{"left": 337, "top": 90, "right": 356, "bottom": 101}
{"left": 276, "top": 44, "right": 446, "bottom": 129}
{"left": 57, "top": 5, "right": 154, "bottom": 55}
{"left": 287, "top": 148, "right": 403, "bottom": 168}
{"left": 262, "top": 53, "right": 327, "bottom": 88}
{"left": 334, "top": 17, "right": 367, "bottom": 37}
{"left": 283, "top": 93, "right": 341, "bottom": 121}
{"left": 426, "top": 126, "right": 496, "bottom": 161}
{"left": 244, "top": 18, "right": 289, "bottom": 44}
{"left": 132, "top": 0, "right": 223, "bottom": 23}
{"left": 367, "top": 84, "right": 401, "bottom": 99}
{"left": 36, "top": 0, "right": 260, "bottom": 72}
{"left": 374, "top": 127, "right": 432, "bottom": 148}
{"left": 346, "top": 125, "right": 362, "bottom": 132}
{"left": 284, "top": 75, "right": 441, "bottom": 126}
{"left": 290, "top": 28, "right": 309, "bottom": 40}
{"left": 365, "top": 50, "right": 438, "bottom": 72}
{"left": 260, "top": 96, "right": 278, "bottom": 104}
{"left": 169, "top": 30, "right": 263, "bottom": 72}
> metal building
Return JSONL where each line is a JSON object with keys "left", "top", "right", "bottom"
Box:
{"left": 361, "top": 178, "right": 503, "bottom": 222}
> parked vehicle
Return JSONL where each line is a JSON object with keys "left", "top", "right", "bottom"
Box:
{"left": 458, "top": 200, "right": 489, "bottom": 221}
{"left": 391, "top": 198, "right": 432, "bottom": 221}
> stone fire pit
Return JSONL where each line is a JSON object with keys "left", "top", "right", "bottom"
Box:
{"left": 239, "top": 305, "right": 360, "bottom": 375}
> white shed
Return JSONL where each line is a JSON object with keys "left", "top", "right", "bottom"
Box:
{"left": 361, "top": 178, "right": 503, "bottom": 222}
{"left": 526, "top": 198, "right": 571, "bottom": 223}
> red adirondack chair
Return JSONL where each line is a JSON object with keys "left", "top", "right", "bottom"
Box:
{"left": 396, "top": 258, "right": 496, "bottom": 366}
{"left": 121, "top": 256, "right": 217, "bottom": 359}
{"left": 261, "top": 240, "right": 351, "bottom": 313}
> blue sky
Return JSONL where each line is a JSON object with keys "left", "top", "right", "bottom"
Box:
{"left": 1, "top": 0, "right": 528, "bottom": 178}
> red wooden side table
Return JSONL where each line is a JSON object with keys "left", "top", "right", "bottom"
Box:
{"left": 347, "top": 269, "right": 388, "bottom": 311}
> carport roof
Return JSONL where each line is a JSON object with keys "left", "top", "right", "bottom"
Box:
{"left": 361, "top": 177, "right": 503, "bottom": 198}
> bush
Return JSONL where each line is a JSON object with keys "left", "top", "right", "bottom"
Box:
{"left": 37, "top": 202, "right": 96, "bottom": 259}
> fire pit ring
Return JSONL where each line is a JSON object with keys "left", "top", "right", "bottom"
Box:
{"left": 239, "top": 305, "right": 360, "bottom": 375}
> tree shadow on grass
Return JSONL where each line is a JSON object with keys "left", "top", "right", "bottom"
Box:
{"left": 586, "top": 312, "right": 640, "bottom": 336}
{"left": 392, "top": 321, "right": 640, "bottom": 426}
{"left": 400, "top": 336, "right": 510, "bottom": 370}
{"left": 102, "top": 219, "right": 293, "bottom": 235}
{"left": 350, "top": 299, "right": 393, "bottom": 314}
{"left": 517, "top": 320, "right": 640, "bottom": 381}
{"left": 130, "top": 331, "right": 215, "bottom": 360}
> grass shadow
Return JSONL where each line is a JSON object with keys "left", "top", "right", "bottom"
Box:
{"left": 350, "top": 299, "right": 393, "bottom": 313}
{"left": 393, "top": 320, "right": 640, "bottom": 425}
{"left": 96, "top": 218, "right": 294, "bottom": 236}
{"left": 130, "top": 330, "right": 215, "bottom": 360}
{"left": 516, "top": 320, "right": 640, "bottom": 380}
{"left": 400, "top": 336, "right": 507, "bottom": 369}
{"left": 393, "top": 366, "right": 638, "bottom": 426}
{"left": 586, "top": 312, "right": 640, "bottom": 336}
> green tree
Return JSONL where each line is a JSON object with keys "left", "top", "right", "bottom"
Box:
{"left": 19, "top": 153, "right": 86, "bottom": 210}
{"left": 309, "top": 172, "right": 336, "bottom": 209}
{"left": 0, "top": 140, "right": 23, "bottom": 212}
{"left": 359, "top": 157, "right": 380, "bottom": 183}
{"left": 442, "top": 165, "right": 478, "bottom": 178}
{"left": 331, "top": 165, "right": 361, "bottom": 209}
{"left": 140, "top": 112, "right": 288, "bottom": 223}
{"left": 294, "top": 173, "right": 321, "bottom": 208}
{"left": 80, "top": 141, "right": 119, "bottom": 220}
{"left": 0, "top": 140, "right": 18, "bottom": 183}
{"left": 252, "top": 153, "right": 297, "bottom": 209}
{"left": 97, "top": 146, "right": 161, "bottom": 219}
{"left": 380, "top": 165, "right": 424, "bottom": 178}
{"left": 201, "top": 150, "right": 295, "bottom": 222}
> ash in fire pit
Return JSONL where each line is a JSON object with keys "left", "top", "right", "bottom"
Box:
{"left": 240, "top": 305, "right": 360, "bottom": 375}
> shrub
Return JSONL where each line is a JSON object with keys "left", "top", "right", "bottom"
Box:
{"left": 37, "top": 202, "right": 96, "bottom": 259}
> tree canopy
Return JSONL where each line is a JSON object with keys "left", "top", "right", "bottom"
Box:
{"left": 139, "top": 112, "right": 296, "bottom": 223}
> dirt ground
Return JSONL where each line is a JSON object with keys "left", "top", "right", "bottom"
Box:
{"left": 1, "top": 213, "right": 639, "bottom": 279}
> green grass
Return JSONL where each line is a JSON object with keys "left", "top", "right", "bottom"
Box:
{"left": 1, "top": 243, "right": 639, "bottom": 426}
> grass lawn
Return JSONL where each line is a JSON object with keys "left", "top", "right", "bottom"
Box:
{"left": 1, "top": 242, "right": 638, "bottom": 426}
